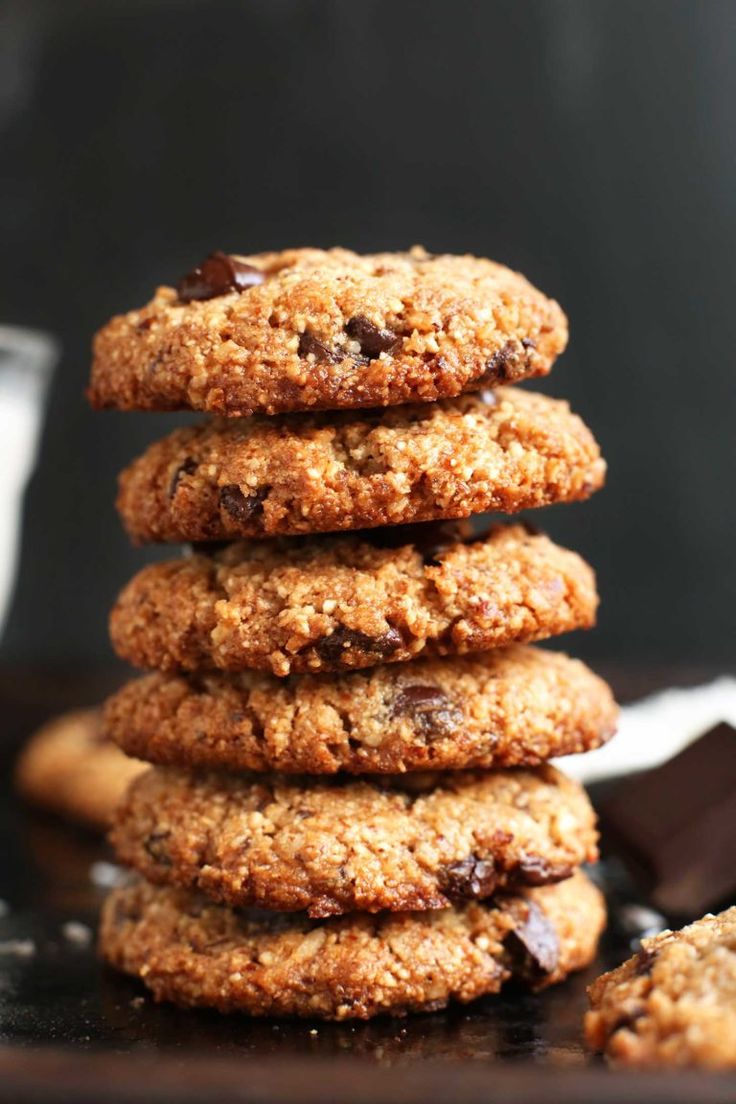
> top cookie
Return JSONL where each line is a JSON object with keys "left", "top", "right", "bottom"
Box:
{"left": 89, "top": 247, "right": 567, "bottom": 417}
{"left": 117, "top": 388, "right": 604, "bottom": 544}
{"left": 586, "top": 907, "right": 736, "bottom": 1069}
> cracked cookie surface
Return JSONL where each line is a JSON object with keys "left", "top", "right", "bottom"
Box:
{"left": 586, "top": 907, "right": 736, "bottom": 1068}
{"left": 15, "top": 708, "right": 145, "bottom": 832}
{"left": 89, "top": 247, "right": 567, "bottom": 417}
{"left": 116, "top": 388, "right": 605, "bottom": 544}
{"left": 109, "top": 522, "right": 598, "bottom": 677}
{"left": 100, "top": 871, "right": 604, "bottom": 1020}
{"left": 109, "top": 763, "right": 597, "bottom": 917}
{"left": 104, "top": 645, "right": 617, "bottom": 774}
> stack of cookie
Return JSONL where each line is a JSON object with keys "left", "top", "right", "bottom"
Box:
{"left": 90, "top": 247, "right": 615, "bottom": 1020}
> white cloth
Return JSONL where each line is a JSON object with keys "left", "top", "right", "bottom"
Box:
{"left": 557, "top": 677, "right": 736, "bottom": 782}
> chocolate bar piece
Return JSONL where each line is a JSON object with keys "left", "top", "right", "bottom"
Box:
{"left": 599, "top": 721, "right": 736, "bottom": 915}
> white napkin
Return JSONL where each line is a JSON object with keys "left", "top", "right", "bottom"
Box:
{"left": 557, "top": 676, "right": 736, "bottom": 783}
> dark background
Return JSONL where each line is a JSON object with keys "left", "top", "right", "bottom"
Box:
{"left": 1, "top": 0, "right": 734, "bottom": 669}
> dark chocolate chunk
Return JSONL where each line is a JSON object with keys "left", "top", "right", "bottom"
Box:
{"left": 177, "top": 251, "right": 265, "bottom": 303}
{"left": 144, "top": 830, "right": 171, "bottom": 867}
{"left": 391, "top": 685, "right": 463, "bottom": 738}
{"left": 503, "top": 900, "right": 559, "bottom": 980}
{"left": 345, "top": 315, "right": 401, "bottom": 358}
{"left": 521, "top": 337, "right": 537, "bottom": 350}
{"left": 632, "top": 945, "right": 658, "bottom": 976}
{"left": 168, "top": 457, "right": 198, "bottom": 499}
{"left": 600, "top": 721, "right": 736, "bottom": 914}
{"left": 314, "top": 625, "right": 402, "bottom": 664}
{"left": 515, "top": 856, "right": 573, "bottom": 886}
{"left": 297, "top": 331, "right": 343, "bottom": 364}
{"left": 481, "top": 340, "right": 520, "bottom": 385}
{"left": 219, "top": 484, "right": 267, "bottom": 525}
{"left": 440, "top": 857, "right": 497, "bottom": 900}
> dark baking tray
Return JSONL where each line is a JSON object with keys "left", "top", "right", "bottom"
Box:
{"left": 1, "top": 666, "right": 735, "bottom": 1104}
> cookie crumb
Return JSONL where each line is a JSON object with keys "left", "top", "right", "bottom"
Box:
{"left": 90, "top": 861, "right": 128, "bottom": 888}
{"left": 62, "top": 920, "right": 93, "bottom": 947}
{"left": 0, "top": 939, "right": 35, "bottom": 958}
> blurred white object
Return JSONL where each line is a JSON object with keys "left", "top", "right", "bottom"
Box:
{"left": 558, "top": 676, "right": 736, "bottom": 782}
{"left": 0, "top": 325, "right": 57, "bottom": 636}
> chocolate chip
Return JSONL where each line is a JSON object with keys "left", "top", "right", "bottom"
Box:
{"left": 440, "top": 857, "right": 497, "bottom": 900}
{"left": 219, "top": 484, "right": 267, "bottom": 525}
{"left": 504, "top": 900, "right": 559, "bottom": 980}
{"left": 298, "top": 331, "right": 343, "bottom": 364}
{"left": 481, "top": 340, "right": 520, "bottom": 385}
{"left": 391, "top": 685, "right": 463, "bottom": 739}
{"left": 633, "top": 946, "right": 658, "bottom": 976}
{"left": 168, "top": 457, "right": 198, "bottom": 499}
{"left": 515, "top": 856, "right": 573, "bottom": 886}
{"left": 314, "top": 625, "right": 403, "bottom": 664}
{"left": 176, "top": 251, "right": 265, "bottom": 303}
{"left": 144, "top": 830, "right": 172, "bottom": 867}
{"left": 521, "top": 337, "right": 537, "bottom": 350}
{"left": 345, "top": 315, "right": 401, "bottom": 358}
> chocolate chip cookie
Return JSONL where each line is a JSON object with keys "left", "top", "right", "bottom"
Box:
{"left": 110, "top": 764, "right": 597, "bottom": 917}
{"left": 116, "top": 389, "right": 605, "bottom": 544}
{"left": 586, "top": 907, "right": 736, "bottom": 1068}
{"left": 15, "top": 708, "right": 145, "bottom": 832}
{"left": 103, "top": 645, "right": 617, "bottom": 775}
{"left": 89, "top": 247, "right": 567, "bottom": 417}
{"left": 100, "top": 869, "right": 604, "bottom": 1020}
{"left": 109, "top": 522, "right": 598, "bottom": 677}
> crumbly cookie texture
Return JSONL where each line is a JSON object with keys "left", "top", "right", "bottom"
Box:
{"left": 89, "top": 247, "right": 568, "bottom": 417}
{"left": 586, "top": 907, "right": 736, "bottom": 1068}
{"left": 103, "top": 645, "right": 617, "bottom": 775}
{"left": 109, "top": 522, "right": 598, "bottom": 677}
{"left": 100, "top": 870, "right": 604, "bottom": 1021}
{"left": 109, "top": 764, "right": 597, "bottom": 918}
{"left": 14, "top": 708, "right": 145, "bottom": 832}
{"left": 116, "top": 388, "right": 605, "bottom": 544}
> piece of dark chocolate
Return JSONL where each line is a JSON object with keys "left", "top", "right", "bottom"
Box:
{"left": 599, "top": 721, "right": 736, "bottom": 915}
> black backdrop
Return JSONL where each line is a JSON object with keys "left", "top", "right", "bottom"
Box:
{"left": 1, "top": 0, "right": 734, "bottom": 667}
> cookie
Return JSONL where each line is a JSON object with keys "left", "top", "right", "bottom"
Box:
{"left": 110, "top": 763, "right": 597, "bottom": 917}
{"left": 14, "top": 708, "right": 145, "bottom": 832}
{"left": 586, "top": 907, "right": 736, "bottom": 1068}
{"left": 89, "top": 247, "right": 567, "bottom": 417}
{"left": 116, "top": 388, "right": 605, "bottom": 544}
{"left": 100, "top": 870, "right": 604, "bottom": 1021}
{"left": 103, "top": 645, "right": 617, "bottom": 775}
{"left": 109, "top": 522, "right": 598, "bottom": 677}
